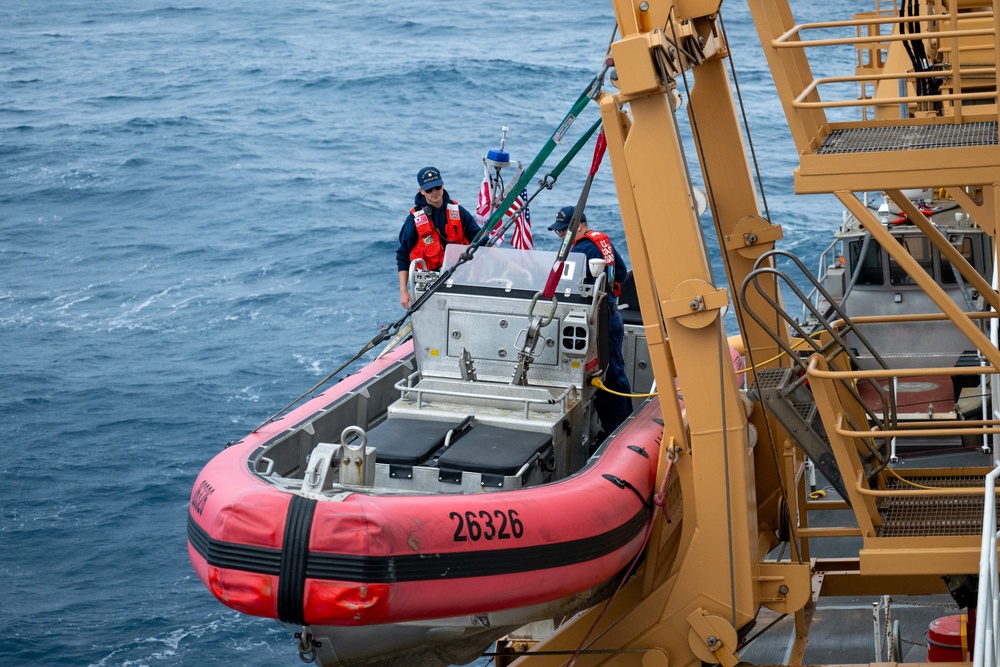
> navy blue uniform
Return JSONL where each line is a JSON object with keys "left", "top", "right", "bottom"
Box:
{"left": 572, "top": 236, "right": 633, "bottom": 435}
{"left": 395, "top": 190, "right": 480, "bottom": 273}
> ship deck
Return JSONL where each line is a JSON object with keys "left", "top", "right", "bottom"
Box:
{"left": 740, "top": 446, "right": 996, "bottom": 665}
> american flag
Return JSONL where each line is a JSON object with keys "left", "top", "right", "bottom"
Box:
{"left": 475, "top": 162, "right": 492, "bottom": 224}
{"left": 476, "top": 163, "right": 533, "bottom": 250}
{"left": 509, "top": 188, "right": 532, "bottom": 249}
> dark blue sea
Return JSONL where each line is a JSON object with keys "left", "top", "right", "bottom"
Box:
{"left": 1, "top": 1, "right": 866, "bottom": 665}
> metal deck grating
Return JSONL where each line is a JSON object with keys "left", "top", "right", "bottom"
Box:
{"left": 816, "top": 121, "right": 997, "bottom": 154}
{"left": 876, "top": 474, "right": 1000, "bottom": 537}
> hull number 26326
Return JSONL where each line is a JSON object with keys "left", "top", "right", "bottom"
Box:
{"left": 450, "top": 509, "right": 524, "bottom": 542}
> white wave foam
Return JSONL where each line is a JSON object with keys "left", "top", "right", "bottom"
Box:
{"left": 293, "top": 353, "right": 324, "bottom": 375}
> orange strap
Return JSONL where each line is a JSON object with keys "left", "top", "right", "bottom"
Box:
{"left": 960, "top": 613, "right": 968, "bottom": 659}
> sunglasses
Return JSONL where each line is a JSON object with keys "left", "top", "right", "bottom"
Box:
{"left": 423, "top": 185, "right": 443, "bottom": 193}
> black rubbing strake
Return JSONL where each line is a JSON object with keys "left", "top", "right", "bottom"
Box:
{"left": 188, "top": 505, "right": 649, "bottom": 586}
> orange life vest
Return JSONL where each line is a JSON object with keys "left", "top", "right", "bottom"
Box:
{"left": 409, "top": 201, "right": 466, "bottom": 270}
{"left": 575, "top": 230, "right": 621, "bottom": 297}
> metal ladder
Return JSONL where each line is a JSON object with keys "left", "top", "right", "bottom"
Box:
{"left": 739, "top": 249, "right": 898, "bottom": 500}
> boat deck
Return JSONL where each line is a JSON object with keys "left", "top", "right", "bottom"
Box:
{"left": 739, "top": 447, "right": 996, "bottom": 665}
{"left": 740, "top": 597, "right": 958, "bottom": 663}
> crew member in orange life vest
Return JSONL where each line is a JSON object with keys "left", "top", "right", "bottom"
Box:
{"left": 549, "top": 206, "right": 633, "bottom": 435}
{"left": 396, "top": 166, "right": 480, "bottom": 309}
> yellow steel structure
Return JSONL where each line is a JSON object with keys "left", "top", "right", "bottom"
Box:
{"left": 508, "top": 0, "right": 1000, "bottom": 665}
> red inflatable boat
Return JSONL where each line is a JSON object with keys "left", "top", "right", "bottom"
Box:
{"left": 187, "top": 341, "right": 660, "bottom": 626}
{"left": 188, "top": 248, "right": 673, "bottom": 666}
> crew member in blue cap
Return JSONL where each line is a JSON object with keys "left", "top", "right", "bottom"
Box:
{"left": 396, "top": 166, "right": 480, "bottom": 309}
{"left": 549, "top": 205, "right": 633, "bottom": 435}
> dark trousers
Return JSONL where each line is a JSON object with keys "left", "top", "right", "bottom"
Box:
{"left": 594, "top": 306, "right": 633, "bottom": 435}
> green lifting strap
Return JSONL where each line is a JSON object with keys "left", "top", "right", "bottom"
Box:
{"left": 470, "top": 74, "right": 606, "bottom": 247}
{"left": 549, "top": 117, "right": 603, "bottom": 185}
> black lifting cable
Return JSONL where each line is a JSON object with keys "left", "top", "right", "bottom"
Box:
{"left": 665, "top": 16, "right": 805, "bottom": 638}
{"left": 715, "top": 13, "right": 789, "bottom": 512}
{"left": 679, "top": 10, "right": 792, "bottom": 515}
{"left": 719, "top": 13, "right": 771, "bottom": 226}
{"left": 247, "top": 81, "right": 610, "bottom": 435}
{"left": 247, "top": 229, "right": 494, "bottom": 435}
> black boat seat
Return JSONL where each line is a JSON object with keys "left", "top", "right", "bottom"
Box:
{"left": 437, "top": 425, "right": 553, "bottom": 476}
{"left": 367, "top": 417, "right": 471, "bottom": 466}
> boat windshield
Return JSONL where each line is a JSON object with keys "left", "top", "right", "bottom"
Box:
{"left": 443, "top": 244, "right": 590, "bottom": 293}
{"left": 847, "top": 231, "right": 989, "bottom": 288}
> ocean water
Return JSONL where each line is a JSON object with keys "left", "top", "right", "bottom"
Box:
{"left": 1, "top": 1, "right": 865, "bottom": 665}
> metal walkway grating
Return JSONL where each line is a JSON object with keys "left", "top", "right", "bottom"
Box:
{"left": 876, "top": 474, "right": 1000, "bottom": 537}
{"left": 817, "top": 122, "right": 998, "bottom": 154}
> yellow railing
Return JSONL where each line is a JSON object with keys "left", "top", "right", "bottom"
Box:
{"left": 767, "top": 2, "right": 997, "bottom": 117}
{"left": 771, "top": 11, "right": 995, "bottom": 48}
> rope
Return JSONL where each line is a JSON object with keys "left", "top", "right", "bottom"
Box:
{"left": 247, "top": 330, "right": 394, "bottom": 434}
{"left": 737, "top": 612, "right": 788, "bottom": 650}
{"left": 884, "top": 465, "right": 948, "bottom": 490}
{"left": 590, "top": 376, "right": 657, "bottom": 398}
{"left": 734, "top": 331, "right": 823, "bottom": 375}
{"left": 717, "top": 325, "right": 738, "bottom": 632}
{"left": 592, "top": 332, "right": 825, "bottom": 393}
{"left": 720, "top": 13, "right": 771, "bottom": 225}
{"left": 883, "top": 596, "right": 894, "bottom": 662}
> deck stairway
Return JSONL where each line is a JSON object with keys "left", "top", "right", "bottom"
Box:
{"left": 741, "top": 0, "right": 1000, "bottom": 570}
{"left": 741, "top": 247, "right": 1000, "bottom": 577}
{"left": 742, "top": 250, "right": 893, "bottom": 502}
{"left": 748, "top": 365, "right": 847, "bottom": 499}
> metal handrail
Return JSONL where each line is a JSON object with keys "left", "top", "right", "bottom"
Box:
{"left": 973, "top": 466, "right": 1000, "bottom": 667}
{"left": 394, "top": 372, "right": 573, "bottom": 419}
{"left": 808, "top": 358, "right": 999, "bottom": 380}
{"left": 766, "top": 1, "right": 998, "bottom": 119}
{"left": 853, "top": 469, "right": 991, "bottom": 497}
{"left": 771, "top": 10, "right": 995, "bottom": 47}
{"left": 836, "top": 414, "right": 1000, "bottom": 439}
{"left": 742, "top": 250, "right": 898, "bottom": 431}
{"left": 828, "top": 311, "right": 999, "bottom": 325}
{"left": 792, "top": 70, "right": 998, "bottom": 110}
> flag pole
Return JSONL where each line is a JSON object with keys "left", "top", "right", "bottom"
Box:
{"left": 484, "top": 118, "right": 602, "bottom": 248}
{"left": 470, "top": 64, "right": 608, "bottom": 248}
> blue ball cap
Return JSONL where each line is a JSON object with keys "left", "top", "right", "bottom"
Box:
{"left": 549, "top": 205, "right": 586, "bottom": 231}
{"left": 417, "top": 166, "right": 444, "bottom": 190}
